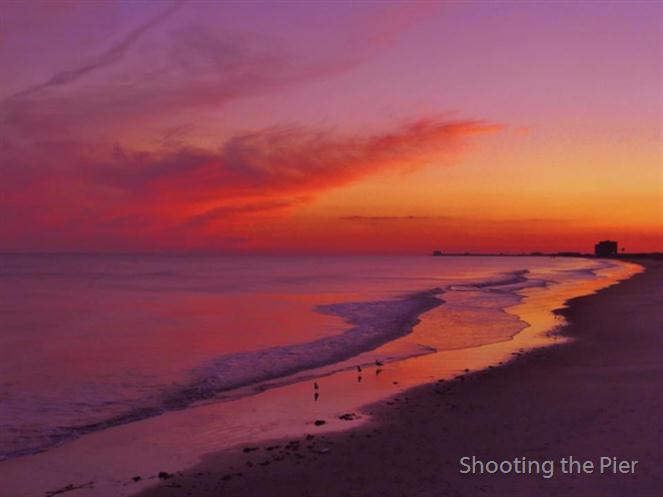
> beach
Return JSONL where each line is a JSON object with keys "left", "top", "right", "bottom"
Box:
{"left": 135, "top": 259, "right": 662, "bottom": 497}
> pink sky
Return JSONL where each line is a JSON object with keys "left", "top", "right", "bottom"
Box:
{"left": 0, "top": 1, "right": 661, "bottom": 253}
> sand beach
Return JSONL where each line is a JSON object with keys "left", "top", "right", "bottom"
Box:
{"left": 134, "top": 259, "right": 662, "bottom": 497}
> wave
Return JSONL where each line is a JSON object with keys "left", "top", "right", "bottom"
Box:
{"left": 447, "top": 270, "right": 551, "bottom": 293}
{"left": 161, "top": 288, "right": 443, "bottom": 409}
{"left": 0, "top": 267, "right": 548, "bottom": 462}
{"left": 0, "top": 287, "right": 444, "bottom": 461}
{"left": 452, "top": 269, "right": 530, "bottom": 289}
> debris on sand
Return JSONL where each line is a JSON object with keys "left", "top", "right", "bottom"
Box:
{"left": 45, "top": 481, "right": 94, "bottom": 496}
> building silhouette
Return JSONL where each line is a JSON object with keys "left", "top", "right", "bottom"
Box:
{"left": 595, "top": 240, "right": 618, "bottom": 257}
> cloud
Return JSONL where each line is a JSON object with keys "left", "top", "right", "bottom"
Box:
{"left": 0, "top": 117, "right": 502, "bottom": 249}
{"left": 0, "top": 26, "right": 314, "bottom": 139}
{"left": 339, "top": 215, "right": 453, "bottom": 221}
{"left": 338, "top": 215, "right": 579, "bottom": 224}
{"left": 0, "top": 2, "right": 428, "bottom": 142}
{"left": 4, "top": 1, "right": 186, "bottom": 102}
{"left": 86, "top": 118, "right": 501, "bottom": 204}
{"left": 183, "top": 198, "right": 305, "bottom": 228}
{"left": 0, "top": 4, "right": 501, "bottom": 251}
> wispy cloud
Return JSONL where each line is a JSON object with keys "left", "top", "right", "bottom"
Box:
{"left": 1, "top": 25, "right": 321, "bottom": 138}
{"left": 86, "top": 118, "right": 501, "bottom": 204}
{"left": 0, "top": 3, "right": 503, "bottom": 251}
{"left": 4, "top": 1, "right": 186, "bottom": 102}
{"left": 339, "top": 215, "right": 454, "bottom": 221}
{"left": 1, "top": 1, "right": 430, "bottom": 142}
{"left": 0, "top": 117, "right": 502, "bottom": 249}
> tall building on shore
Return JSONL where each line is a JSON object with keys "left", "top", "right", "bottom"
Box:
{"left": 595, "top": 240, "right": 618, "bottom": 257}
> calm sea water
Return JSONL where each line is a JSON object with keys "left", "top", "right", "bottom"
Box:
{"left": 0, "top": 254, "right": 627, "bottom": 461}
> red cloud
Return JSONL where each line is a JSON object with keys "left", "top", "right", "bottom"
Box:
{"left": 0, "top": 118, "right": 502, "bottom": 251}
{"left": 95, "top": 118, "right": 502, "bottom": 219}
{"left": 108, "top": 119, "right": 499, "bottom": 195}
{"left": 1, "top": 2, "right": 502, "bottom": 252}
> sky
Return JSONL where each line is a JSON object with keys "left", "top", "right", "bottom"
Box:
{"left": 0, "top": 0, "right": 661, "bottom": 254}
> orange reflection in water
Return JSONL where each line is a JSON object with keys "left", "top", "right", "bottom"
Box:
{"left": 382, "top": 260, "right": 643, "bottom": 385}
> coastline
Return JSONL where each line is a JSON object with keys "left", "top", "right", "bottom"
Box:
{"left": 135, "top": 259, "right": 662, "bottom": 497}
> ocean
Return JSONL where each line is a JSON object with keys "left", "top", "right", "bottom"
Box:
{"left": 0, "top": 254, "right": 637, "bottom": 470}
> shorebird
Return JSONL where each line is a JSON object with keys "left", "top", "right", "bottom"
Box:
{"left": 314, "top": 382, "right": 319, "bottom": 390}
{"left": 356, "top": 365, "right": 362, "bottom": 373}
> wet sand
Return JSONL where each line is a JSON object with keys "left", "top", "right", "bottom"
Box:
{"left": 136, "top": 259, "right": 662, "bottom": 497}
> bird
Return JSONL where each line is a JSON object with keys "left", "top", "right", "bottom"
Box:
{"left": 356, "top": 365, "right": 362, "bottom": 373}
{"left": 375, "top": 360, "right": 383, "bottom": 367}
{"left": 314, "top": 382, "right": 319, "bottom": 390}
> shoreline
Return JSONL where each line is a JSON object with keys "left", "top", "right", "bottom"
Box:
{"left": 0, "top": 257, "right": 648, "bottom": 497}
{"left": 134, "top": 258, "right": 662, "bottom": 497}
{"left": 0, "top": 265, "right": 555, "bottom": 464}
